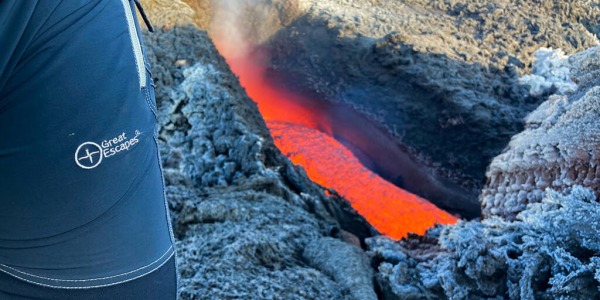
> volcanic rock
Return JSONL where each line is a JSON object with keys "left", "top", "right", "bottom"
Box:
{"left": 367, "top": 45, "right": 600, "bottom": 299}
{"left": 142, "top": 26, "right": 376, "bottom": 299}
{"left": 184, "top": 0, "right": 600, "bottom": 219}
{"left": 137, "top": 1, "right": 600, "bottom": 299}
{"left": 261, "top": 0, "right": 599, "bottom": 191}
{"left": 138, "top": 0, "right": 197, "bottom": 28}
{"left": 303, "top": 237, "right": 377, "bottom": 300}
{"left": 368, "top": 186, "right": 600, "bottom": 300}
{"left": 481, "top": 46, "right": 600, "bottom": 219}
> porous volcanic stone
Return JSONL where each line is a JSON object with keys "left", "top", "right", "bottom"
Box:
{"left": 481, "top": 46, "right": 600, "bottom": 219}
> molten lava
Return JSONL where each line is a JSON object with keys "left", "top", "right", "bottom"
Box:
{"left": 269, "top": 121, "right": 457, "bottom": 238}
{"left": 224, "top": 52, "right": 333, "bottom": 135}
{"left": 214, "top": 42, "right": 457, "bottom": 239}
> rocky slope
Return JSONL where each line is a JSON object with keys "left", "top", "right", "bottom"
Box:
{"left": 369, "top": 186, "right": 600, "bottom": 300}
{"left": 367, "top": 45, "right": 600, "bottom": 300}
{"left": 261, "top": 0, "right": 600, "bottom": 191}
{"left": 141, "top": 0, "right": 600, "bottom": 197}
{"left": 170, "top": 0, "right": 600, "bottom": 219}
{"left": 142, "top": 26, "right": 377, "bottom": 299}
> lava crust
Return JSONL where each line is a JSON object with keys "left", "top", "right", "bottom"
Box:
{"left": 481, "top": 47, "right": 600, "bottom": 219}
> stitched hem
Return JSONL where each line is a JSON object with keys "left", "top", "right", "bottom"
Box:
{"left": 0, "top": 246, "right": 174, "bottom": 289}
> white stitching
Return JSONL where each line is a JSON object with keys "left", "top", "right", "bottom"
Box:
{"left": 0, "top": 245, "right": 173, "bottom": 282}
{"left": 120, "top": 0, "right": 146, "bottom": 89}
{"left": 144, "top": 83, "right": 159, "bottom": 121}
{"left": 153, "top": 129, "right": 179, "bottom": 286}
{"left": 0, "top": 252, "right": 175, "bottom": 290}
{"left": 153, "top": 131, "right": 175, "bottom": 245}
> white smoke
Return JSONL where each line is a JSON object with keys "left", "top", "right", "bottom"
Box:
{"left": 210, "top": 0, "right": 255, "bottom": 58}
{"left": 209, "top": 0, "right": 299, "bottom": 58}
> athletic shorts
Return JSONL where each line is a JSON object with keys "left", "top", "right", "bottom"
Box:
{"left": 0, "top": 0, "right": 176, "bottom": 298}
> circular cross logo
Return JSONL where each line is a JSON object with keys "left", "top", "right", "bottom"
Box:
{"left": 75, "top": 142, "right": 103, "bottom": 169}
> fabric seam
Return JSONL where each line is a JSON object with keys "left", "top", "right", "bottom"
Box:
{"left": 0, "top": 245, "right": 173, "bottom": 282}
{"left": 120, "top": 0, "right": 146, "bottom": 89}
{"left": 0, "top": 251, "right": 175, "bottom": 289}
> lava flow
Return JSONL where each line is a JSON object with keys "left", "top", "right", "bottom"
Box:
{"left": 215, "top": 43, "right": 457, "bottom": 239}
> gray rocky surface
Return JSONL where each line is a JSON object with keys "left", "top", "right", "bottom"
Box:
{"left": 142, "top": 26, "right": 376, "bottom": 299}
{"left": 303, "top": 237, "right": 377, "bottom": 300}
{"left": 481, "top": 46, "right": 600, "bottom": 219}
{"left": 368, "top": 186, "right": 600, "bottom": 300}
{"left": 184, "top": 0, "right": 600, "bottom": 218}
{"left": 367, "top": 46, "right": 600, "bottom": 300}
{"left": 141, "top": 0, "right": 600, "bottom": 216}
{"left": 367, "top": 47, "right": 600, "bottom": 299}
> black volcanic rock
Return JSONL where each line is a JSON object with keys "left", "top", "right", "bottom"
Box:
{"left": 136, "top": 1, "right": 600, "bottom": 299}
{"left": 367, "top": 46, "right": 600, "bottom": 300}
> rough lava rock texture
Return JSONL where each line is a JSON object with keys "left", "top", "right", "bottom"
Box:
{"left": 481, "top": 46, "right": 600, "bottom": 219}
{"left": 137, "top": 1, "right": 600, "bottom": 299}
{"left": 139, "top": 0, "right": 197, "bottom": 28}
{"left": 141, "top": 0, "right": 600, "bottom": 213}
{"left": 303, "top": 237, "right": 377, "bottom": 300}
{"left": 368, "top": 186, "right": 600, "bottom": 300}
{"left": 263, "top": 0, "right": 600, "bottom": 190}
{"left": 142, "top": 26, "right": 377, "bottom": 299}
{"left": 368, "top": 46, "right": 600, "bottom": 299}
{"left": 518, "top": 48, "right": 578, "bottom": 96}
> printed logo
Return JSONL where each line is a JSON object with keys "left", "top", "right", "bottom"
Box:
{"left": 75, "top": 142, "right": 103, "bottom": 169}
{"left": 74, "top": 130, "right": 141, "bottom": 170}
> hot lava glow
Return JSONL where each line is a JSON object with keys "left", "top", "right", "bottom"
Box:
{"left": 214, "top": 42, "right": 457, "bottom": 239}
{"left": 268, "top": 121, "right": 457, "bottom": 238}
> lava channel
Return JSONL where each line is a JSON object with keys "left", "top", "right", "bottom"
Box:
{"left": 217, "top": 45, "right": 457, "bottom": 239}
{"left": 269, "top": 121, "right": 457, "bottom": 238}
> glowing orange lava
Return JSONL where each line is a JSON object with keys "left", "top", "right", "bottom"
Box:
{"left": 269, "top": 121, "right": 456, "bottom": 238}
{"left": 214, "top": 41, "right": 457, "bottom": 239}
{"left": 224, "top": 52, "right": 333, "bottom": 135}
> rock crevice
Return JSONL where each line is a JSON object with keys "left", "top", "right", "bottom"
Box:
{"left": 144, "top": 26, "right": 376, "bottom": 299}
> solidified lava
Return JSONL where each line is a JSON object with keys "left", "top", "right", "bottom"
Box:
{"left": 216, "top": 43, "right": 457, "bottom": 239}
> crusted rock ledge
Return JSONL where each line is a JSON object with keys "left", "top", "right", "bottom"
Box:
{"left": 367, "top": 45, "right": 600, "bottom": 300}
{"left": 481, "top": 46, "right": 600, "bottom": 219}
{"left": 368, "top": 186, "right": 600, "bottom": 300}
